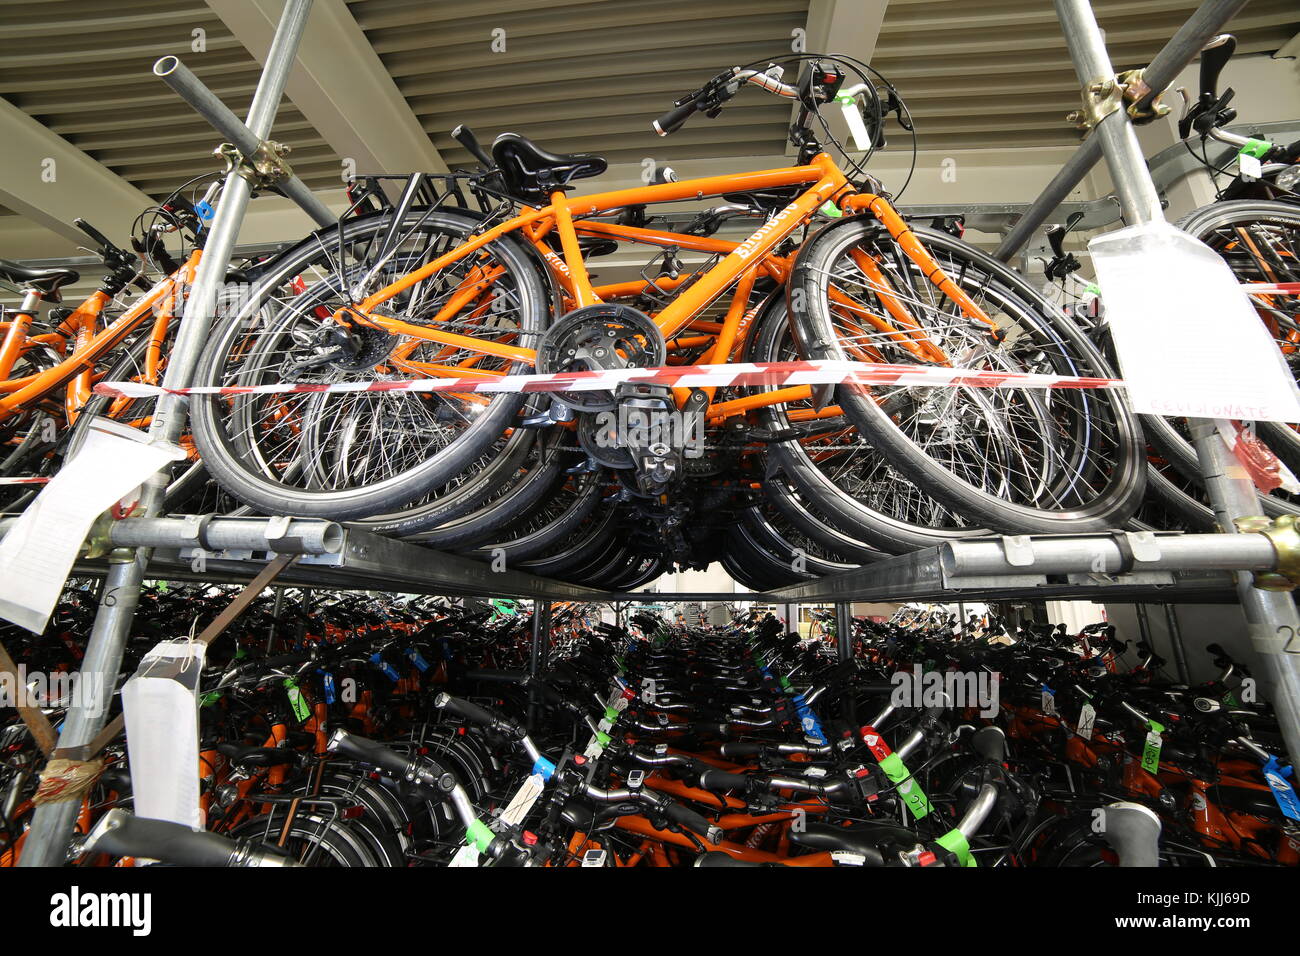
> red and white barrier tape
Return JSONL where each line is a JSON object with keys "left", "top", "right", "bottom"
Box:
{"left": 1243, "top": 282, "right": 1300, "bottom": 296}
{"left": 93, "top": 359, "right": 1122, "bottom": 400}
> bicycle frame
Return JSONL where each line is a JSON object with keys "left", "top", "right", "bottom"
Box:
{"left": 0, "top": 251, "right": 200, "bottom": 424}
{"left": 327, "top": 153, "right": 1002, "bottom": 417}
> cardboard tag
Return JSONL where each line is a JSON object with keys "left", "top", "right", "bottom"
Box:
{"left": 1091, "top": 221, "right": 1300, "bottom": 423}
{"left": 0, "top": 419, "right": 184, "bottom": 632}
{"left": 122, "top": 640, "right": 207, "bottom": 828}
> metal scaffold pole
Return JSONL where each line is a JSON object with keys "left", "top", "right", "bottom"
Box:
{"left": 994, "top": 0, "right": 1249, "bottom": 262}
{"left": 18, "top": 0, "right": 317, "bottom": 867}
{"left": 1054, "top": 0, "right": 1300, "bottom": 769}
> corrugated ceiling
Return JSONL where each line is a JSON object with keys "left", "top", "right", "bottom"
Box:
{"left": 0, "top": 0, "right": 1296, "bottom": 229}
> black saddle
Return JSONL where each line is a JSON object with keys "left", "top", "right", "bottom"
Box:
{"left": 0, "top": 259, "right": 80, "bottom": 301}
{"left": 491, "top": 132, "right": 607, "bottom": 203}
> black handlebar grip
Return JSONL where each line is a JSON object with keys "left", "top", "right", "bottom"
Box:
{"left": 699, "top": 769, "right": 751, "bottom": 792}
{"left": 450, "top": 124, "right": 494, "bottom": 167}
{"left": 464, "top": 668, "right": 528, "bottom": 683}
{"left": 718, "top": 742, "right": 768, "bottom": 759}
{"left": 1099, "top": 801, "right": 1162, "bottom": 867}
{"left": 1279, "top": 139, "right": 1300, "bottom": 165}
{"left": 73, "top": 218, "right": 117, "bottom": 252}
{"left": 1046, "top": 224, "right": 1068, "bottom": 259}
{"left": 653, "top": 95, "right": 701, "bottom": 136}
{"left": 87, "top": 812, "right": 238, "bottom": 867}
{"left": 326, "top": 728, "right": 409, "bottom": 777}
{"left": 435, "top": 692, "right": 515, "bottom": 734}
{"left": 1199, "top": 34, "right": 1236, "bottom": 101}
{"left": 663, "top": 801, "right": 722, "bottom": 844}
{"left": 971, "top": 726, "right": 1007, "bottom": 763}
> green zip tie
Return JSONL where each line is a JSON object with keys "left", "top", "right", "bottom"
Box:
{"left": 819, "top": 201, "right": 843, "bottom": 218}
{"left": 1141, "top": 719, "right": 1165, "bottom": 774}
{"left": 1239, "top": 139, "right": 1272, "bottom": 159}
{"left": 877, "top": 752, "right": 933, "bottom": 820}
{"left": 595, "top": 730, "right": 611, "bottom": 747}
{"left": 466, "top": 819, "right": 494, "bottom": 852}
{"left": 936, "top": 828, "right": 977, "bottom": 867}
{"left": 284, "top": 679, "right": 311, "bottom": 723}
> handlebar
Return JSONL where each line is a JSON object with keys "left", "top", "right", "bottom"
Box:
{"left": 653, "top": 67, "right": 798, "bottom": 137}
{"left": 83, "top": 808, "right": 300, "bottom": 867}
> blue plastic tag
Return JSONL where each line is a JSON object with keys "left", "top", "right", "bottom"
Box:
{"left": 321, "top": 670, "right": 337, "bottom": 705}
{"left": 370, "top": 652, "right": 400, "bottom": 682}
{"left": 1263, "top": 757, "right": 1300, "bottom": 821}
{"left": 792, "top": 692, "right": 827, "bottom": 744}
{"left": 532, "top": 755, "right": 556, "bottom": 781}
{"left": 406, "top": 647, "right": 430, "bottom": 672}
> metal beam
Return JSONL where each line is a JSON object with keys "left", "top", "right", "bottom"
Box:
{"left": 0, "top": 97, "right": 153, "bottom": 245}
{"left": 206, "top": 0, "right": 446, "bottom": 177}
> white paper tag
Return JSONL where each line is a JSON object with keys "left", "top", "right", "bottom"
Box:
{"left": 448, "top": 843, "right": 480, "bottom": 867}
{"left": 1239, "top": 153, "right": 1263, "bottom": 181}
{"left": 1076, "top": 702, "right": 1097, "bottom": 739}
{"left": 1091, "top": 221, "right": 1300, "bottom": 423}
{"left": 0, "top": 419, "right": 184, "bottom": 632}
{"left": 497, "top": 773, "right": 545, "bottom": 828}
{"left": 122, "top": 639, "right": 206, "bottom": 828}
{"left": 1041, "top": 690, "right": 1056, "bottom": 715}
{"left": 831, "top": 850, "right": 866, "bottom": 866}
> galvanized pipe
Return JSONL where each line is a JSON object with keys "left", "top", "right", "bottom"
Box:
{"left": 19, "top": 0, "right": 317, "bottom": 868}
{"left": 153, "top": 59, "right": 333, "bottom": 228}
{"left": 942, "top": 531, "right": 1279, "bottom": 577}
{"left": 994, "top": 0, "right": 1249, "bottom": 261}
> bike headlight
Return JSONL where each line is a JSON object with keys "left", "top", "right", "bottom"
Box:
{"left": 1276, "top": 163, "right": 1300, "bottom": 192}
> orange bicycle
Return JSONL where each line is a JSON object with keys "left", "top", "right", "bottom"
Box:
{"left": 184, "top": 54, "right": 1144, "bottom": 540}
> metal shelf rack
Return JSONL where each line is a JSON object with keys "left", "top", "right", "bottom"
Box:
{"left": 12, "top": 0, "right": 1300, "bottom": 865}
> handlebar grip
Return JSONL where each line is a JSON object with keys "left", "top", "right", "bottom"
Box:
{"left": 653, "top": 95, "right": 702, "bottom": 136}
{"left": 1279, "top": 139, "right": 1300, "bottom": 165}
{"left": 73, "top": 218, "right": 119, "bottom": 253}
{"left": 85, "top": 809, "right": 239, "bottom": 867}
{"left": 434, "top": 692, "right": 519, "bottom": 736}
{"left": 464, "top": 668, "right": 528, "bottom": 682}
{"left": 1046, "top": 224, "right": 1068, "bottom": 259}
{"left": 698, "top": 769, "right": 751, "bottom": 792}
{"left": 451, "top": 124, "right": 494, "bottom": 167}
{"left": 326, "top": 728, "right": 409, "bottom": 777}
{"left": 718, "top": 742, "right": 767, "bottom": 759}
{"left": 1099, "top": 801, "right": 1162, "bottom": 867}
{"left": 1199, "top": 34, "right": 1236, "bottom": 100}
{"left": 663, "top": 801, "right": 722, "bottom": 844}
{"left": 970, "top": 726, "right": 1007, "bottom": 763}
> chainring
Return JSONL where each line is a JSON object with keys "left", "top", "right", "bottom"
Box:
{"left": 535, "top": 303, "right": 666, "bottom": 412}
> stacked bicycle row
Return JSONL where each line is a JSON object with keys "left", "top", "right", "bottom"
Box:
{"left": 2, "top": 590, "right": 1293, "bottom": 866}
{"left": 0, "top": 47, "right": 1297, "bottom": 586}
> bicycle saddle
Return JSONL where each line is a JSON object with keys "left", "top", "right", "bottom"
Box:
{"left": 491, "top": 132, "right": 607, "bottom": 203}
{"left": 0, "top": 259, "right": 79, "bottom": 301}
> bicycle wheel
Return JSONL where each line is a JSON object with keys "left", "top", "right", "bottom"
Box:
{"left": 788, "top": 218, "right": 1146, "bottom": 533}
{"left": 190, "top": 208, "right": 547, "bottom": 519}
{"left": 751, "top": 301, "right": 990, "bottom": 553}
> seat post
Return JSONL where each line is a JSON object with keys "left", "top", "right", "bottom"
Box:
{"left": 549, "top": 191, "right": 600, "bottom": 308}
{"left": 0, "top": 290, "right": 42, "bottom": 381}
